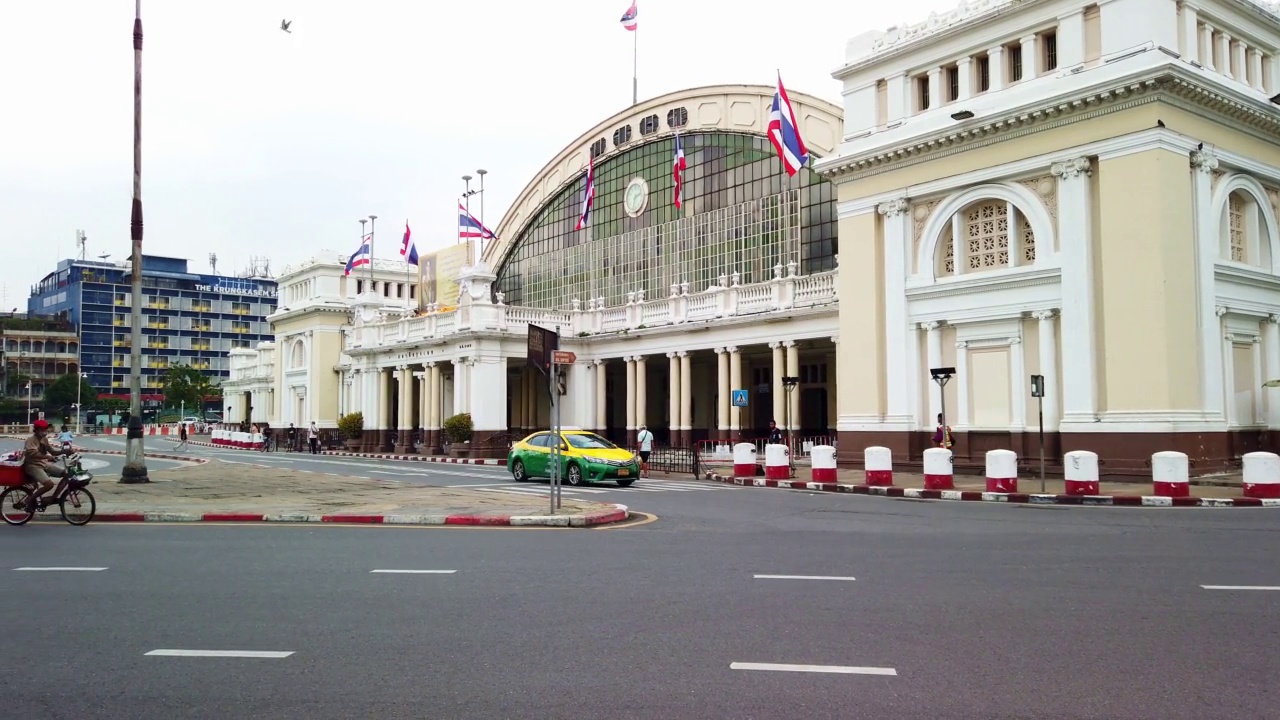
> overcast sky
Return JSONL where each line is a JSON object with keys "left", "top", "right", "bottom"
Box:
{"left": 1, "top": 0, "right": 958, "bottom": 309}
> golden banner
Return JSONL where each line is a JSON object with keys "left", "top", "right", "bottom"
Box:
{"left": 418, "top": 241, "right": 473, "bottom": 313}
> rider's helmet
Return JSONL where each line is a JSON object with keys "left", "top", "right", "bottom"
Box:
{"left": 33, "top": 419, "right": 50, "bottom": 431}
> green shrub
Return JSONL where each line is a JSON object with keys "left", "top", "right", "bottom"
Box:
{"left": 337, "top": 412, "right": 364, "bottom": 440}
{"left": 442, "top": 413, "right": 473, "bottom": 443}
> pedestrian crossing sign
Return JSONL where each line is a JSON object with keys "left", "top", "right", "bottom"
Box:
{"left": 731, "top": 389, "right": 748, "bottom": 407}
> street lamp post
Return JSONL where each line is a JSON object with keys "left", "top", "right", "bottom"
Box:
{"left": 25, "top": 381, "right": 32, "bottom": 424}
{"left": 782, "top": 375, "right": 799, "bottom": 476}
{"left": 121, "top": 0, "right": 149, "bottom": 483}
{"left": 476, "top": 168, "right": 488, "bottom": 264}
{"left": 930, "top": 367, "right": 956, "bottom": 451}
{"left": 75, "top": 371, "right": 87, "bottom": 434}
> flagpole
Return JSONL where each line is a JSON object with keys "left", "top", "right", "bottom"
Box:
{"left": 404, "top": 221, "right": 411, "bottom": 310}
{"left": 477, "top": 168, "right": 488, "bottom": 266}
{"left": 359, "top": 219, "right": 368, "bottom": 292}
{"left": 368, "top": 215, "right": 377, "bottom": 290}
{"left": 462, "top": 175, "right": 475, "bottom": 265}
{"left": 632, "top": 26, "right": 638, "bottom": 106}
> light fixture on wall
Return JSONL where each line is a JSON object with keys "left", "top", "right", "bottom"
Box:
{"left": 950, "top": 110, "right": 975, "bottom": 121}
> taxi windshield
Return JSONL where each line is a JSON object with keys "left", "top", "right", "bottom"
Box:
{"left": 564, "top": 433, "right": 616, "bottom": 450}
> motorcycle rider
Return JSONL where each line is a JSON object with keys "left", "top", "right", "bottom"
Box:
{"left": 20, "top": 419, "right": 70, "bottom": 510}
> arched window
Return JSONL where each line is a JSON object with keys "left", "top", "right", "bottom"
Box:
{"left": 291, "top": 340, "right": 305, "bottom": 369}
{"left": 936, "top": 200, "right": 1036, "bottom": 276}
{"left": 1222, "top": 189, "right": 1271, "bottom": 266}
{"left": 33, "top": 341, "right": 43, "bottom": 354}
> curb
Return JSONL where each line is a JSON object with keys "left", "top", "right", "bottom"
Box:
{"left": 59, "top": 503, "right": 630, "bottom": 527}
{"left": 704, "top": 472, "right": 1280, "bottom": 508}
{"left": 173, "top": 439, "right": 506, "bottom": 465}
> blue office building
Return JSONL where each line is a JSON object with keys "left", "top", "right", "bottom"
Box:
{"left": 28, "top": 255, "right": 277, "bottom": 404}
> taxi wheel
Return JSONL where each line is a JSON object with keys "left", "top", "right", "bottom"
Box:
{"left": 616, "top": 478, "right": 635, "bottom": 488}
{"left": 565, "top": 463, "right": 584, "bottom": 486}
{"left": 512, "top": 460, "right": 528, "bottom": 482}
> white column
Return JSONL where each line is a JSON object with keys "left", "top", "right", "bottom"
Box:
{"left": 1266, "top": 316, "right": 1280, "bottom": 428}
{"left": 1033, "top": 310, "right": 1061, "bottom": 432}
{"left": 879, "top": 198, "right": 910, "bottom": 425}
{"left": 987, "top": 46, "right": 1006, "bottom": 91}
{"left": 1052, "top": 157, "right": 1098, "bottom": 423}
{"left": 716, "top": 347, "right": 730, "bottom": 437}
{"left": 1007, "top": 202, "right": 1021, "bottom": 267}
{"left": 770, "top": 342, "right": 785, "bottom": 424}
{"left": 1224, "top": 325, "right": 1237, "bottom": 425}
{"left": 785, "top": 340, "right": 800, "bottom": 432}
{"left": 728, "top": 346, "right": 742, "bottom": 434}
{"left": 927, "top": 67, "right": 942, "bottom": 109}
{"left": 1232, "top": 40, "right": 1247, "bottom": 84}
{"left": 415, "top": 370, "right": 426, "bottom": 432}
{"left": 905, "top": 322, "right": 922, "bottom": 429}
{"left": 667, "top": 352, "right": 680, "bottom": 433}
{"left": 1193, "top": 151, "right": 1226, "bottom": 421}
{"left": 1200, "top": 25, "right": 1216, "bottom": 71}
{"left": 955, "top": 341, "right": 970, "bottom": 427}
{"left": 885, "top": 72, "right": 906, "bottom": 123}
{"left": 923, "top": 322, "right": 942, "bottom": 424}
{"left": 679, "top": 351, "right": 692, "bottom": 434}
{"left": 1180, "top": 5, "right": 1199, "bottom": 65}
{"left": 951, "top": 213, "right": 965, "bottom": 275}
{"left": 595, "top": 359, "right": 608, "bottom": 432}
{"left": 378, "top": 368, "right": 392, "bottom": 430}
{"left": 1252, "top": 335, "right": 1264, "bottom": 424}
{"left": 1009, "top": 337, "right": 1026, "bottom": 428}
{"left": 583, "top": 360, "right": 598, "bottom": 432}
{"left": 635, "top": 355, "right": 648, "bottom": 430}
{"left": 451, "top": 360, "right": 464, "bottom": 415}
{"left": 957, "top": 57, "right": 973, "bottom": 100}
{"left": 467, "top": 355, "right": 508, "bottom": 436}
{"left": 1249, "top": 48, "right": 1265, "bottom": 91}
{"left": 1218, "top": 34, "right": 1233, "bottom": 78}
{"left": 1020, "top": 35, "right": 1038, "bottom": 79}
{"left": 625, "top": 356, "right": 636, "bottom": 432}
{"left": 430, "top": 362, "right": 443, "bottom": 428}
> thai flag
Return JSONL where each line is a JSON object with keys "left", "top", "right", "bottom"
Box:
{"left": 576, "top": 154, "right": 595, "bottom": 230}
{"left": 345, "top": 236, "right": 371, "bottom": 276}
{"left": 672, "top": 133, "right": 686, "bottom": 209}
{"left": 457, "top": 203, "right": 496, "bottom": 240}
{"left": 400, "top": 221, "right": 418, "bottom": 266}
{"left": 620, "top": 1, "right": 637, "bottom": 31}
{"left": 768, "top": 72, "right": 809, "bottom": 177}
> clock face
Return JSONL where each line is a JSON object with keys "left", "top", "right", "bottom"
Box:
{"left": 624, "top": 177, "right": 649, "bottom": 217}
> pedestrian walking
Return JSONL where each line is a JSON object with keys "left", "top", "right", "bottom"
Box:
{"left": 177, "top": 421, "right": 188, "bottom": 450}
{"left": 308, "top": 421, "right": 319, "bottom": 454}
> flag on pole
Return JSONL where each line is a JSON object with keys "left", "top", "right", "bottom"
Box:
{"left": 576, "top": 155, "right": 596, "bottom": 230}
{"left": 400, "top": 222, "right": 418, "bottom": 266}
{"left": 672, "top": 133, "right": 686, "bottom": 209}
{"left": 768, "top": 72, "right": 809, "bottom": 176}
{"left": 457, "top": 203, "right": 497, "bottom": 241}
{"left": 620, "top": 1, "right": 638, "bottom": 30}
{"left": 345, "top": 236, "right": 371, "bottom": 276}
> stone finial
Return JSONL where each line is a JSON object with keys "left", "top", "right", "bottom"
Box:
{"left": 626, "top": 291, "right": 636, "bottom": 305}
{"left": 636, "top": 289, "right": 646, "bottom": 303}
{"left": 680, "top": 281, "right": 689, "bottom": 296}
{"left": 773, "top": 264, "right": 783, "bottom": 279}
{"left": 786, "top": 260, "right": 798, "bottom": 277}
{"left": 494, "top": 293, "right": 505, "bottom": 306}
{"left": 670, "top": 283, "right": 679, "bottom": 298}
{"left": 571, "top": 298, "right": 581, "bottom": 311}
{"left": 718, "top": 273, "right": 728, "bottom": 288}
{"left": 731, "top": 271, "right": 741, "bottom": 287}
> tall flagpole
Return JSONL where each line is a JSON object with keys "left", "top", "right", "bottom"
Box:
{"left": 403, "top": 221, "right": 411, "bottom": 310}
{"left": 462, "top": 175, "right": 475, "bottom": 265}
{"left": 477, "top": 169, "right": 488, "bottom": 266}
{"left": 632, "top": 26, "right": 638, "bottom": 106}
{"left": 368, "top": 215, "right": 377, "bottom": 289}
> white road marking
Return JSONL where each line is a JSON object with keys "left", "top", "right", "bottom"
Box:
{"left": 370, "top": 569, "right": 457, "bottom": 574}
{"left": 145, "top": 649, "right": 294, "bottom": 658}
{"left": 14, "top": 567, "right": 108, "bottom": 572}
{"left": 753, "top": 575, "right": 857, "bottom": 581}
{"left": 730, "top": 662, "right": 896, "bottom": 676}
{"left": 1201, "top": 585, "right": 1280, "bottom": 591}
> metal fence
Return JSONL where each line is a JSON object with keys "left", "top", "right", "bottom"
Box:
{"left": 648, "top": 446, "right": 700, "bottom": 478}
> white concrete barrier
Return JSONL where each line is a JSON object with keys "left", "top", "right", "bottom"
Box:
{"left": 1151, "top": 451, "right": 1189, "bottom": 498}
{"left": 1242, "top": 451, "right": 1280, "bottom": 499}
{"left": 810, "top": 445, "right": 837, "bottom": 483}
{"left": 923, "top": 448, "right": 953, "bottom": 490}
{"left": 864, "top": 446, "right": 893, "bottom": 486}
{"left": 732, "top": 442, "right": 758, "bottom": 478}
{"left": 1064, "top": 450, "right": 1099, "bottom": 495}
{"left": 985, "top": 449, "right": 1018, "bottom": 493}
{"left": 764, "top": 443, "right": 790, "bottom": 480}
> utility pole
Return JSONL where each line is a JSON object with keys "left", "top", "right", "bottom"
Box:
{"left": 121, "top": 0, "right": 149, "bottom": 483}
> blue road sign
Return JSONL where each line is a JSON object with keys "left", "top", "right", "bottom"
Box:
{"left": 731, "top": 389, "right": 748, "bottom": 407}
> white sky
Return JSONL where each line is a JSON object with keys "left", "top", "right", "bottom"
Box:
{"left": 0, "top": 0, "right": 958, "bottom": 308}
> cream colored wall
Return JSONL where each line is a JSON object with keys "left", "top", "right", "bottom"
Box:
{"left": 1097, "top": 148, "right": 1199, "bottom": 412}
{"left": 1233, "top": 343, "right": 1257, "bottom": 422}
{"left": 836, "top": 212, "right": 884, "bottom": 418}
{"left": 969, "top": 347, "right": 1011, "bottom": 427}
{"left": 941, "top": 326, "right": 958, "bottom": 423}
{"left": 311, "top": 332, "right": 342, "bottom": 424}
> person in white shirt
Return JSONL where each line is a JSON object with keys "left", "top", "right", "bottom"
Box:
{"left": 308, "top": 422, "right": 320, "bottom": 454}
{"left": 636, "top": 425, "right": 654, "bottom": 478}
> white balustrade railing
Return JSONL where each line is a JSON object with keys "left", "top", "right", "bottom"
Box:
{"left": 341, "top": 265, "right": 838, "bottom": 351}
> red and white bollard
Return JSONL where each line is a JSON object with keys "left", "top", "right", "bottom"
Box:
{"left": 922, "top": 448, "right": 953, "bottom": 490}
{"left": 1151, "top": 451, "right": 1189, "bottom": 498}
{"left": 810, "top": 445, "right": 837, "bottom": 483}
{"left": 864, "top": 446, "right": 893, "bottom": 486}
{"left": 732, "top": 442, "right": 758, "bottom": 478}
{"left": 985, "top": 449, "right": 1018, "bottom": 493}
{"left": 1064, "top": 450, "right": 1099, "bottom": 495}
{"left": 764, "top": 443, "right": 790, "bottom": 480}
{"left": 1242, "top": 451, "right": 1280, "bottom": 499}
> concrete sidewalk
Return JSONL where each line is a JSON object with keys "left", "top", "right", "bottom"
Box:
{"left": 64, "top": 459, "right": 629, "bottom": 527}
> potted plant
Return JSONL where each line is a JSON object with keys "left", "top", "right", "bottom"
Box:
{"left": 442, "top": 412, "right": 473, "bottom": 457}
{"left": 337, "top": 412, "right": 364, "bottom": 451}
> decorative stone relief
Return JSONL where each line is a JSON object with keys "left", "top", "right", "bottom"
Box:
{"left": 1018, "top": 175, "right": 1058, "bottom": 230}
{"left": 1265, "top": 186, "right": 1280, "bottom": 220}
{"left": 911, "top": 198, "right": 941, "bottom": 273}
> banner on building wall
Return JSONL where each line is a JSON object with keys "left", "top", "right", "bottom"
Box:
{"left": 417, "top": 241, "right": 474, "bottom": 313}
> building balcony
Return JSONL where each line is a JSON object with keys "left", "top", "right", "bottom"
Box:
{"left": 147, "top": 323, "right": 170, "bottom": 330}
{"left": 344, "top": 265, "right": 838, "bottom": 353}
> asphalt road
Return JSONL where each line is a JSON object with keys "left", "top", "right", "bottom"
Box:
{"left": 5, "top": 447, "right": 1279, "bottom": 719}
{"left": 0, "top": 436, "right": 195, "bottom": 479}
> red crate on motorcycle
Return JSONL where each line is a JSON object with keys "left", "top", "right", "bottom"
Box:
{"left": 0, "top": 463, "right": 24, "bottom": 487}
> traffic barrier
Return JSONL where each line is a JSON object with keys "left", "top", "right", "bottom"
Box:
{"left": 1151, "top": 451, "right": 1189, "bottom": 498}
{"left": 810, "top": 445, "right": 836, "bottom": 482}
{"left": 985, "top": 449, "right": 1018, "bottom": 493}
{"left": 922, "top": 448, "right": 953, "bottom": 490}
{"left": 864, "top": 446, "right": 893, "bottom": 486}
{"left": 1064, "top": 450, "right": 1099, "bottom": 495}
{"left": 1242, "top": 451, "right": 1280, "bottom": 499}
{"left": 764, "top": 443, "right": 790, "bottom": 480}
{"left": 732, "top": 443, "right": 758, "bottom": 478}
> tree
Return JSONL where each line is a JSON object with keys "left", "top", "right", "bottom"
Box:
{"left": 161, "top": 364, "right": 217, "bottom": 413}
{"left": 43, "top": 373, "right": 97, "bottom": 419}
{"left": 97, "top": 397, "right": 129, "bottom": 417}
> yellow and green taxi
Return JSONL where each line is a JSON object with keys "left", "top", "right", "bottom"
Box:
{"left": 507, "top": 430, "right": 639, "bottom": 487}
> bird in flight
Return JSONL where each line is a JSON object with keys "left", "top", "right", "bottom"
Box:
{"left": 280, "top": 19, "right": 292, "bottom": 33}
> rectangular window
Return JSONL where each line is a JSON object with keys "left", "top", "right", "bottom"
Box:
{"left": 875, "top": 79, "right": 888, "bottom": 125}
{"left": 946, "top": 66, "right": 959, "bottom": 101}
{"left": 232, "top": 321, "right": 250, "bottom": 334}
{"left": 916, "top": 75, "right": 930, "bottom": 110}
{"left": 1084, "top": 5, "right": 1101, "bottom": 63}
{"left": 1043, "top": 32, "right": 1058, "bottom": 71}
{"left": 1009, "top": 45, "right": 1023, "bottom": 82}
{"left": 978, "top": 56, "right": 990, "bottom": 91}
{"left": 231, "top": 302, "right": 251, "bottom": 315}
